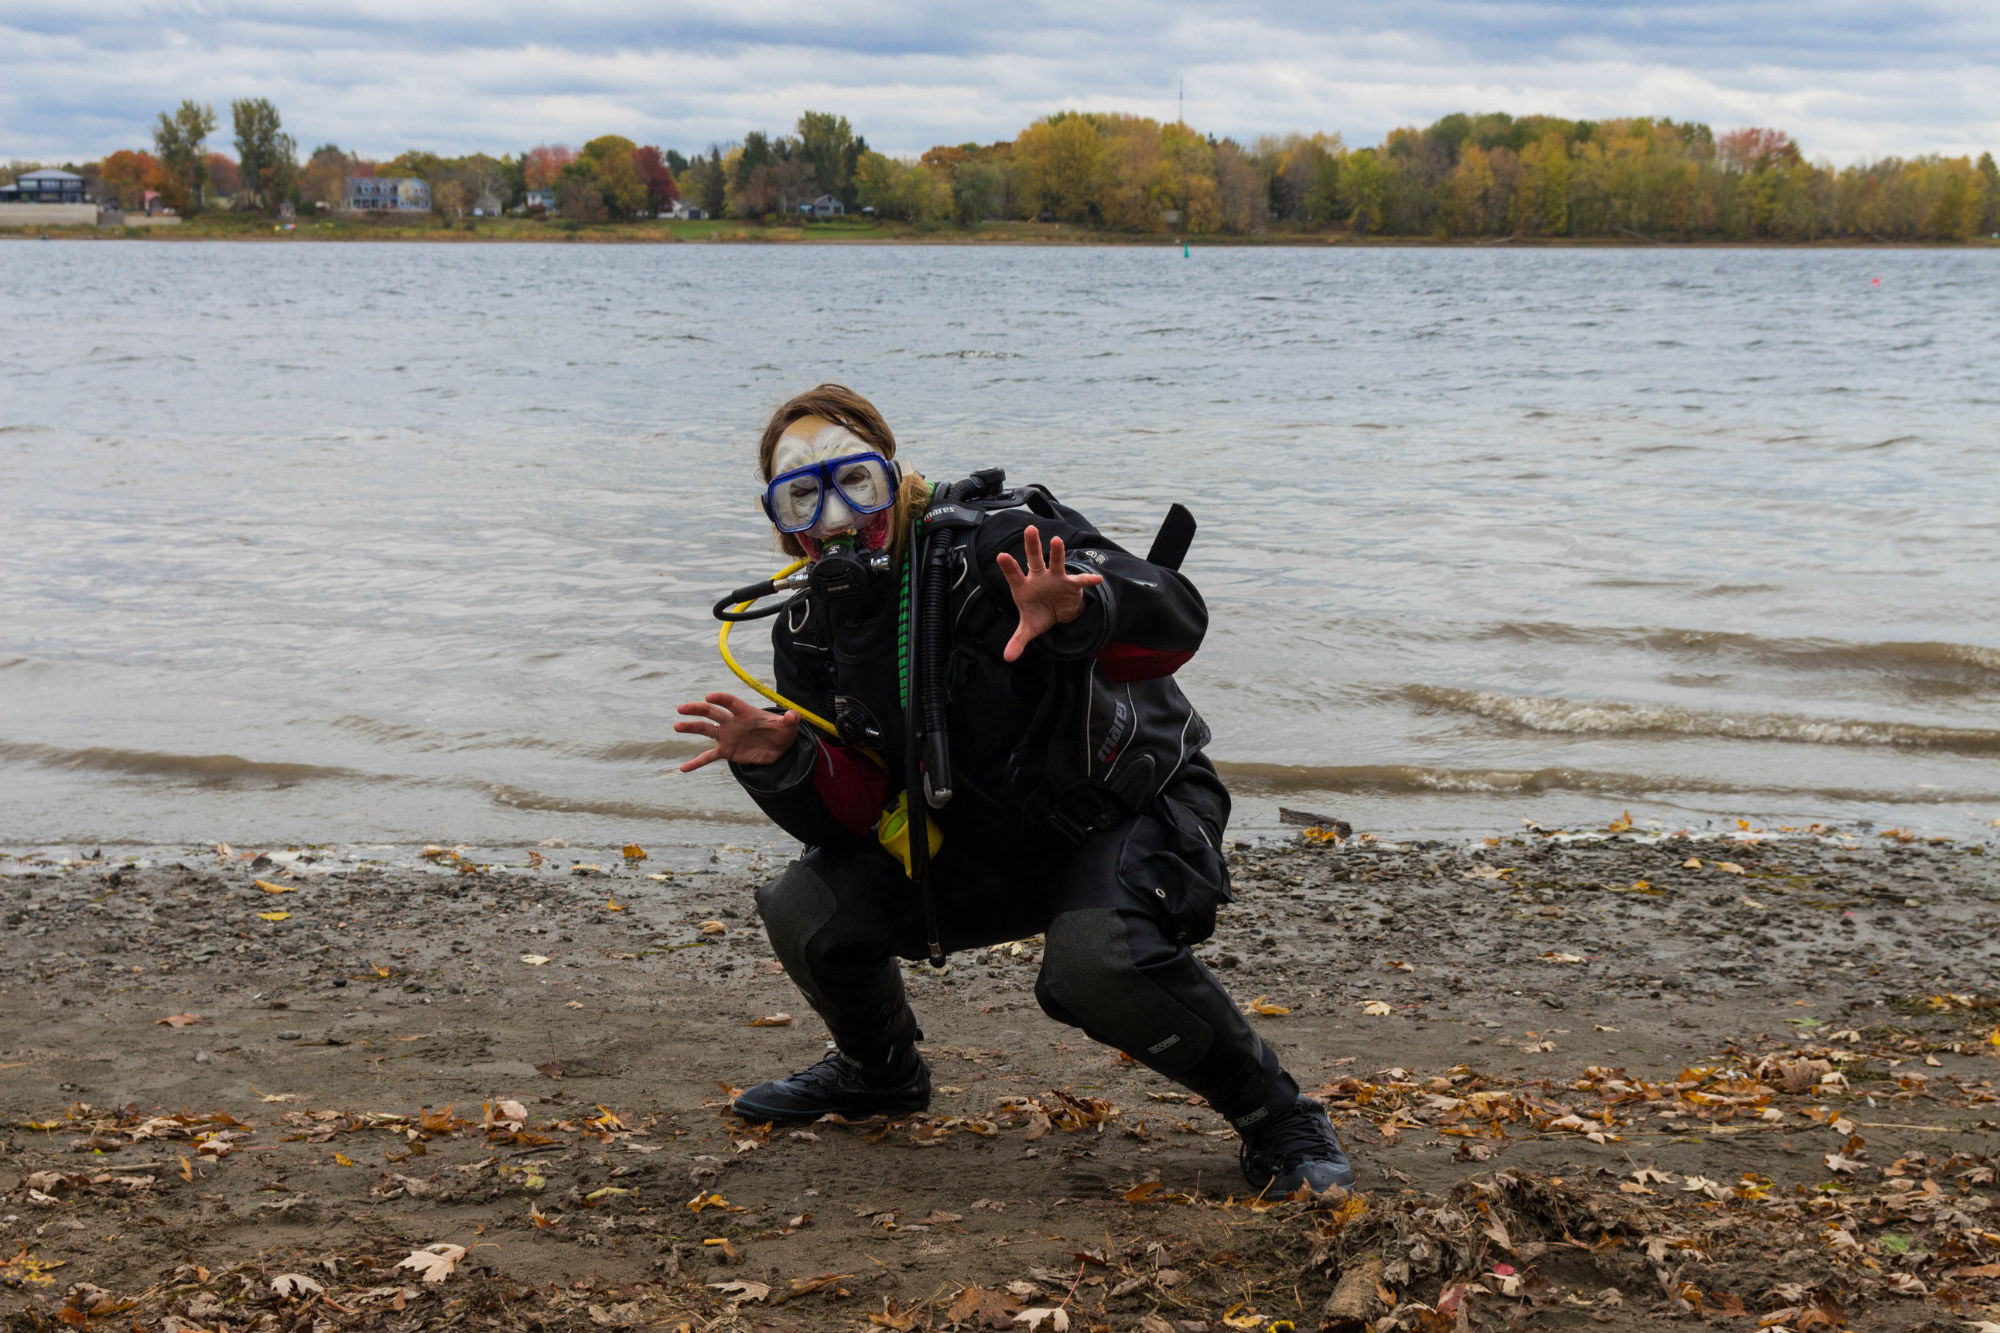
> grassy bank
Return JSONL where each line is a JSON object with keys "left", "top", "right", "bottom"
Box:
{"left": 6, "top": 210, "right": 2000, "bottom": 246}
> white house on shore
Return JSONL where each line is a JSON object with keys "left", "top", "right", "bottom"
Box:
{"left": 668, "top": 200, "right": 706, "bottom": 220}
{"left": 342, "top": 176, "right": 431, "bottom": 212}
{"left": 799, "top": 193, "right": 845, "bottom": 219}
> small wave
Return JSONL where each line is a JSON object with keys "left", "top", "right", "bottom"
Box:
{"left": 1474, "top": 623, "right": 2000, "bottom": 680}
{"left": 486, "top": 784, "right": 767, "bottom": 823}
{"left": 592, "top": 739, "right": 707, "bottom": 763}
{"left": 1407, "top": 686, "right": 2000, "bottom": 752}
{"left": 1212, "top": 760, "right": 1996, "bottom": 805}
{"left": 0, "top": 740, "right": 356, "bottom": 784}
{"left": 916, "top": 350, "right": 1021, "bottom": 360}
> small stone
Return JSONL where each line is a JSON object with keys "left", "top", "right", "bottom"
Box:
{"left": 276, "top": 1030, "right": 302, "bottom": 1041}
{"left": 193, "top": 1049, "right": 211, "bottom": 1064}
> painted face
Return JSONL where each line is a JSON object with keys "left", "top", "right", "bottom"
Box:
{"left": 768, "top": 417, "right": 895, "bottom": 554}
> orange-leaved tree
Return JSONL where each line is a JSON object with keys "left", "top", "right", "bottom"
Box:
{"left": 523, "top": 144, "right": 576, "bottom": 191}
{"left": 100, "top": 149, "right": 171, "bottom": 210}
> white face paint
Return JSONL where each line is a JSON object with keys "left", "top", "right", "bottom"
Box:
{"left": 769, "top": 417, "right": 893, "bottom": 548}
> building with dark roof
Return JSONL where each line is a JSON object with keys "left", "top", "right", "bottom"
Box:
{"left": 0, "top": 169, "right": 88, "bottom": 204}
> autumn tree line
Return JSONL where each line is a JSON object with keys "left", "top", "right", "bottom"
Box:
{"left": 9, "top": 101, "right": 1998, "bottom": 241}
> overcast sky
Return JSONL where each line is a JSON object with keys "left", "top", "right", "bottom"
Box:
{"left": 5, "top": 1, "right": 1995, "bottom": 165}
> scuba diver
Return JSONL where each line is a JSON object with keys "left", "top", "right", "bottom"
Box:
{"left": 674, "top": 383, "right": 1355, "bottom": 1196}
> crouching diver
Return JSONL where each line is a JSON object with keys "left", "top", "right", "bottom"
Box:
{"left": 674, "top": 383, "right": 1355, "bottom": 1196}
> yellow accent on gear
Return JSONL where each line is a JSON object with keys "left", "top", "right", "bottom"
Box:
{"left": 716, "top": 558, "right": 940, "bottom": 876}
{"left": 717, "top": 559, "right": 838, "bottom": 737}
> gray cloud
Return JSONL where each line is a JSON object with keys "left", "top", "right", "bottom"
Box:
{"left": 3, "top": 2, "right": 1994, "bottom": 163}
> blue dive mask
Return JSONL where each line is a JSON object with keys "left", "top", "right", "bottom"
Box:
{"left": 761, "top": 452, "right": 901, "bottom": 535}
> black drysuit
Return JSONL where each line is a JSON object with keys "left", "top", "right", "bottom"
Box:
{"left": 729, "top": 490, "right": 1300, "bottom": 1130}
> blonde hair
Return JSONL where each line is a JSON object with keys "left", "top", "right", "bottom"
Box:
{"left": 758, "top": 383, "right": 929, "bottom": 559}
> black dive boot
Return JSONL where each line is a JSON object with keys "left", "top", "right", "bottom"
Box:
{"left": 732, "top": 1044, "right": 931, "bottom": 1123}
{"left": 1239, "top": 1097, "right": 1358, "bottom": 1195}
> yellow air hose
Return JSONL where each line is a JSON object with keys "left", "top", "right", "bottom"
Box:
{"left": 714, "top": 557, "right": 939, "bottom": 873}
{"left": 716, "top": 558, "right": 839, "bottom": 737}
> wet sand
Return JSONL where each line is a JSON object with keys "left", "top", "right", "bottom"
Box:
{"left": 3, "top": 825, "right": 1998, "bottom": 1331}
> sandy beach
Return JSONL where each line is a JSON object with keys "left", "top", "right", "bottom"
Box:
{"left": 4, "top": 823, "right": 1996, "bottom": 1331}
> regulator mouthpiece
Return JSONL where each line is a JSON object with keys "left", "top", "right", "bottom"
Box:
{"left": 809, "top": 538, "right": 892, "bottom": 613}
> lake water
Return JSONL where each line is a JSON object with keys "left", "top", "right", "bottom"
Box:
{"left": 3, "top": 240, "right": 1997, "bottom": 851}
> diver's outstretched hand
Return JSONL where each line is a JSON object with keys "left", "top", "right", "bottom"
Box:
{"left": 996, "top": 524, "right": 1105, "bottom": 663}
{"left": 674, "top": 692, "right": 800, "bottom": 772}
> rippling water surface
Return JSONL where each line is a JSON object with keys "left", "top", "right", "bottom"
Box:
{"left": 3, "top": 241, "right": 1997, "bottom": 846}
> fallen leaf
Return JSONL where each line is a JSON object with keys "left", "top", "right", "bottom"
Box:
{"left": 605, "top": 899, "right": 625, "bottom": 911}
{"left": 1682, "top": 857, "right": 1702, "bottom": 868}
{"left": 1825, "top": 1152, "right": 1866, "bottom": 1174}
{"left": 333, "top": 1152, "right": 356, "bottom": 1167}
{"left": 1362, "top": 1000, "right": 1393, "bottom": 1016}
{"left": 946, "top": 1285, "right": 1022, "bottom": 1327}
{"left": 1123, "top": 1180, "right": 1164, "bottom": 1202}
{"left": 749, "top": 1012, "right": 794, "bottom": 1027}
{"left": 520, "top": 954, "right": 551, "bottom": 966}
{"left": 255, "top": 880, "right": 294, "bottom": 894}
{"left": 621, "top": 844, "right": 647, "bottom": 861}
{"left": 156, "top": 1013, "right": 201, "bottom": 1027}
{"left": 258, "top": 911, "right": 291, "bottom": 922}
{"left": 1607, "top": 811, "right": 1633, "bottom": 833}
{"left": 396, "top": 1243, "right": 467, "bottom": 1284}
{"left": 272, "top": 1273, "right": 324, "bottom": 1298}
{"left": 870, "top": 1299, "right": 922, "bottom": 1330}
{"left": 687, "top": 1191, "right": 743, "bottom": 1212}
{"left": 708, "top": 1279, "right": 768, "bottom": 1305}
{"left": 1541, "top": 951, "right": 1585, "bottom": 964}
{"left": 1717, "top": 862, "right": 1746, "bottom": 875}
{"left": 1013, "top": 1309, "right": 1069, "bottom": 1332}
{"left": 566, "top": 1000, "right": 584, "bottom": 1010}
{"left": 699, "top": 920, "right": 727, "bottom": 935}
{"left": 1248, "top": 995, "right": 1290, "bottom": 1016}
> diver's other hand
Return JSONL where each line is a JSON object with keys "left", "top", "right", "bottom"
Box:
{"left": 996, "top": 524, "right": 1105, "bottom": 663}
{"left": 674, "top": 692, "right": 800, "bottom": 772}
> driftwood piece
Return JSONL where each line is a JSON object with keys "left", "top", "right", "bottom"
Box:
{"left": 1278, "top": 807, "right": 1352, "bottom": 838}
{"left": 1321, "top": 1253, "right": 1385, "bottom": 1332}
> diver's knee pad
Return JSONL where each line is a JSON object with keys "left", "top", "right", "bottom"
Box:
{"left": 1036, "top": 908, "right": 1216, "bottom": 1078}
{"left": 755, "top": 860, "right": 840, "bottom": 967}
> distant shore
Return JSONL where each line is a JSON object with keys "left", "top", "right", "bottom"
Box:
{"left": 5, "top": 213, "right": 1998, "bottom": 248}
